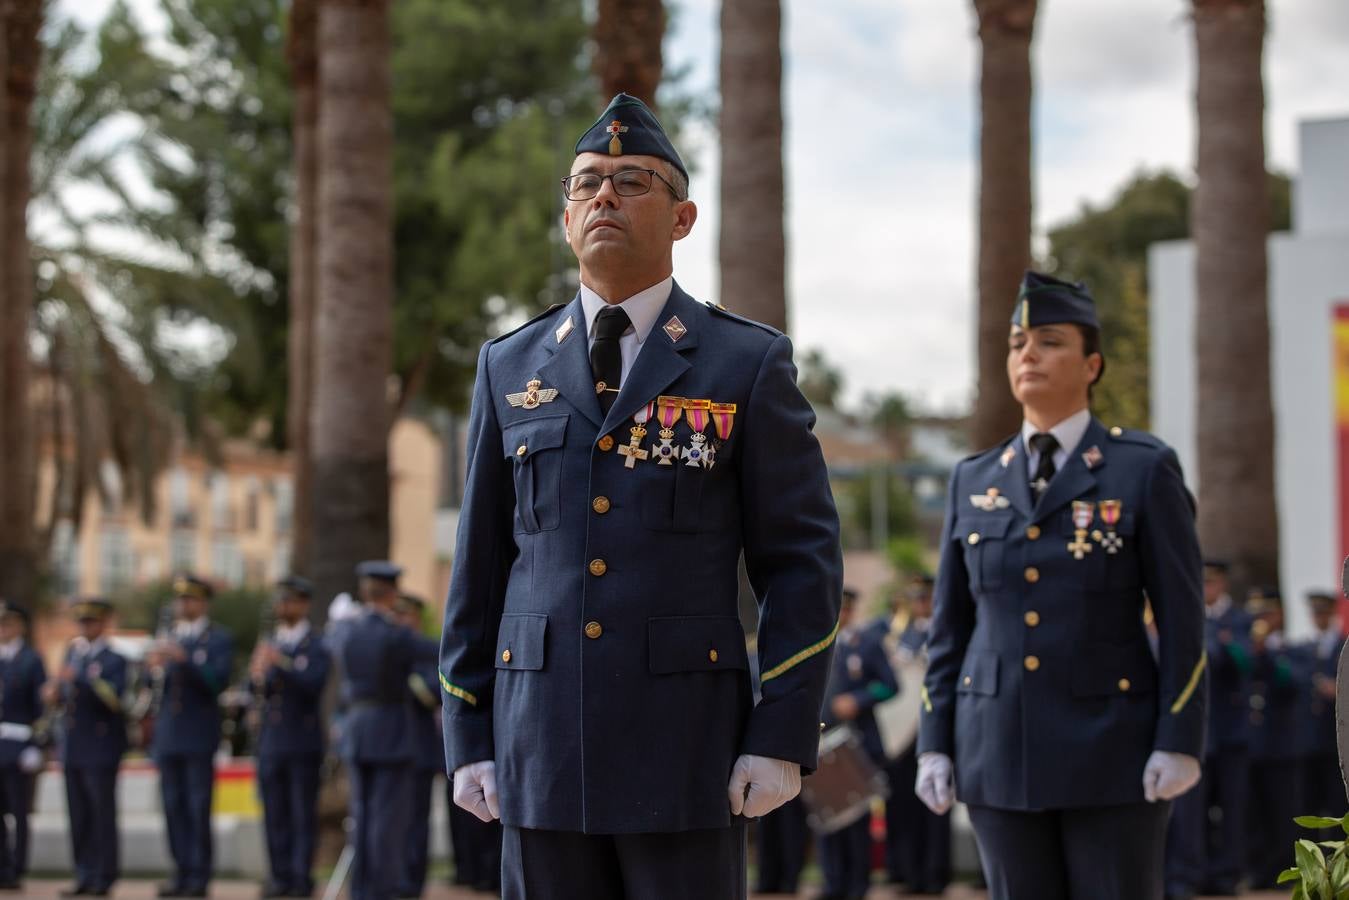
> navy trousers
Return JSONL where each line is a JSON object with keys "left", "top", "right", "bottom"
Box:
{"left": 501, "top": 823, "right": 746, "bottom": 900}
{"left": 66, "top": 766, "right": 119, "bottom": 890}
{"left": 447, "top": 778, "right": 501, "bottom": 890}
{"left": 1247, "top": 757, "right": 1304, "bottom": 888}
{"left": 969, "top": 801, "right": 1171, "bottom": 900}
{"left": 349, "top": 762, "right": 412, "bottom": 900}
{"left": 754, "top": 796, "right": 809, "bottom": 894}
{"left": 0, "top": 765, "right": 32, "bottom": 883}
{"left": 258, "top": 753, "right": 321, "bottom": 894}
{"left": 886, "top": 747, "right": 951, "bottom": 893}
{"left": 158, "top": 753, "right": 215, "bottom": 891}
{"left": 817, "top": 815, "right": 872, "bottom": 898}
{"left": 1165, "top": 748, "right": 1248, "bottom": 893}
{"left": 400, "top": 769, "right": 437, "bottom": 897}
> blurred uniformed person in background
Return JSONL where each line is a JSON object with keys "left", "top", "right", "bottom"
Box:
{"left": 333, "top": 561, "right": 438, "bottom": 900}
{"left": 48, "top": 598, "right": 126, "bottom": 898}
{"left": 1165, "top": 559, "right": 1253, "bottom": 899}
{"left": 253, "top": 575, "right": 329, "bottom": 899}
{"left": 393, "top": 592, "right": 444, "bottom": 900}
{"left": 1300, "top": 591, "right": 1344, "bottom": 820}
{"left": 440, "top": 92, "right": 841, "bottom": 899}
{"left": 148, "top": 575, "right": 234, "bottom": 898}
{"left": 816, "top": 587, "right": 897, "bottom": 900}
{"left": 0, "top": 603, "right": 46, "bottom": 891}
{"left": 917, "top": 271, "right": 1206, "bottom": 900}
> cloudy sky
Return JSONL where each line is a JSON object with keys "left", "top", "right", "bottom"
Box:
{"left": 63, "top": 0, "right": 1349, "bottom": 411}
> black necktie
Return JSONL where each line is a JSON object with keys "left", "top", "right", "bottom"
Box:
{"left": 1028, "top": 432, "right": 1059, "bottom": 498}
{"left": 591, "top": 306, "right": 631, "bottom": 414}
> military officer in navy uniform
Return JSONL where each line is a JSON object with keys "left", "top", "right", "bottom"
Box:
{"left": 817, "top": 588, "right": 898, "bottom": 900}
{"left": 0, "top": 603, "right": 46, "bottom": 890}
{"left": 393, "top": 592, "right": 445, "bottom": 900}
{"left": 148, "top": 575, "right": 234, "bottom": 898}
{"left": 440, "top": 92, "right": 842, "bottom": 899}
{"left": 1164, "top": 559, "right": 1254, "bottom": 899}
{"left": 1300, "top": 591, "right": 1344, "bottom": 819}
{"left": 253, "top": 575, "right": 329, "bottom": 899}
{"left": 47, "top": 598, "right": 127, "bottom": 898}
{"left": 916, "top": 271, "right": 1207, "bottom": 900}
{"left": 332, "top": 561, "right": 439, "bottom": 900}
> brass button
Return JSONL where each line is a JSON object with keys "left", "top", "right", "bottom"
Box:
{"left": 1118, "top": 678, "right": 1131, "bottom": 692}
{"left": 967, "top": 532, "right": 981, "bottom": 545}
{"left": 963, "top": 675, "right": 972, "bottom": 686}
{"left": 501, "top": 649, "right": 512, "bottom": 664}
{"left": 516, "top": 445, "right": 527, "bottom": 457}
{"left": 1024, "top": 567, "right": 1040, "bottom": 583}
{"left": 1024, "top": 610, "right": 1041, "bottom": 627}
{"left": 588, "top": 559, "right": 608, "bottom": 577}
{"left": 1024, "top": 655, "right": 1040, "bottom": 672}
{"left": 1026, "top": 525, "right": 1041, "bottom": 540}
{"left": 584, "top": 621, "right": 603, "bottom": 640}
{"left": 709, "top": 649, "right": 719, "bottom": 663}
{"left": 1110, "top": 426, "right": 1123, "bottom": 437}
{"left": 592, "top": 496, "right": 611, "bottom": 514}
{"left": 597, "top": 435, "right": 615, "bottom": 452}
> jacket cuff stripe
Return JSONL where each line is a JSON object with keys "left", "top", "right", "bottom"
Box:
{"left": 920, "top": 685, "right": 933, "bottom": 713}
{"left": 1170, "top": 651, "right": 1207, "bottom": 715}
{"left": 439, "top": 671, "right": 478, "bottom": 707}
{"left": 761, "top": 620, "right": 840, "bottom": 683}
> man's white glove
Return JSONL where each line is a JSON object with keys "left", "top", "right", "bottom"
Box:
{"left": 1142, "top": 750, "right": 1201, "bottom": 802}
{"left": 727, "top": 754, "right": 801, "bottom": 818}
{"left": 915, "top": 752, "right": 954, "bottom": 815}
{"left": 453, "top": 760, "right": 500, "bottom": 823}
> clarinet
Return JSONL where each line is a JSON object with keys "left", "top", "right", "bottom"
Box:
{"left": 149, "top": 602, "right": 176, "bottom": 719}
{"left": 245, "top": 600, "right": 277, "bottom": 747}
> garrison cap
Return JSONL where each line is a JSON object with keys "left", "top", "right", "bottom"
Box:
{"left": 174, "top": 574, "right": 214, "bottom": 601}
{"left": 1245, "top": 585, "right": 1282, "bottom": 614}
{"left": 0, "top": 602, "right": 29, "bottom": 625}
{"left": 276, "top": 574, "right": 314, "bottom": 598}
{"left": 1012, "top": 270, "right": 1100, "bottom": 331}
{"left": 1202, "top": 558, "right": 1231, "bottom": 574}
{"left": 355, "top": 560, "right": 403, "bottom": 584}
{"left": 575, "top": 93, "right": 688, "bottom": 182}
{"left": 71, "top": 597, "right": 113, "bottom": 620}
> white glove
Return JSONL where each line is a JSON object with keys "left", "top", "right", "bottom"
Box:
{"left": 1142, "top": 750, "right": 1201, "bottom": 802}
{"left": 453, "top": 760, "right": 500, "bottom": 823}
{"left": 727, "top": 754, "right": 801, "bottom": 818}
{"left": 915, "top": 751, "right": 954, "bottom": 815}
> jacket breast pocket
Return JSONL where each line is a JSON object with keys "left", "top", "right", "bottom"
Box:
{"left": 956, "top": 651, "right": 999, "bottom": 697}
{"left": 641, "top": 462, "right": 719, "bottom": 534}
{"left": 956, "top": 515, "right": 1013, "bottom": 594}
{"left": 648, "top": 616, "right": 749, "bottom": 674}
{"left": 495, "top": 613, "right": 547, "bottom": 672}
{"left": 502, "top": 415, "right": 568, "bottom": 534}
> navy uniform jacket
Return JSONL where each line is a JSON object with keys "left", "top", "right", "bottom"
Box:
{"left": 822, "top": 626, "right": 899, "bottom": 763}
{"left": 1248, "top": 636, "right": 1304, "bottom": 762}
{"left": 334, "top": 609, "right": 439, "bottom": 764}
{"left": 440, "top": 283, "right": 842, "bottom": 834}
{"left": 256, "top": 628, "right": 330, "bottom": 759}
{"left": 1205, "top": 603, "right": 1255, "bottom": 751}
{"left": 408, "top": 647, "right": 444, "bottom": 774}
{"left": 918, "top": 419, "right": 1207, "bottom": 811}
{"left": 1298, "top": 633, "right": 1344, "bottom": 758}
{"left": 0, "top": 644, "right": 47, "bottom": 767}
{"left": 60, "top": 643, "right": 128, "bottom": 769}
{"left": 152, "top": 624, "right": 234, "bottom": 758}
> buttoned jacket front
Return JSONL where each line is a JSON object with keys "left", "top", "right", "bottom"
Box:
{"left": 60, "top": 643, "right": 128, "bottom": 769}
{"left": 152, "top": 625, "right": 233, "bottom": 759}
{"left": 256, "top": 629, "right": 330, "bottom": 759}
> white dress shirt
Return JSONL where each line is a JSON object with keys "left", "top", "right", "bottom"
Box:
{"left": 274, "top": 619, "right": 311, "bottom": 650}
{"left": 579, "top": 276, "right": 673, "bottom": 385}
{"left": 1021, "top": 407, "right": 1092, "bottom": 480}
{"left": 0, "top": 638, "right": 21, "bottom": 662}
{"left": 175, "top": 617, "right": 209, "bottom": 641}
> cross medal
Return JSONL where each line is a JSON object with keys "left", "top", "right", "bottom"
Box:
{"left": 1067, "top": 501, "right": 1095, "bottom": 560}
{"left": 619, "top": 402, "right": 653, "bottom": 469}
{"left": 651, "top": 396, "right": 684, "bottom": 465}
{"left": 1097, "top": 499, "right": 1124, "bottom": 553}
{"left": 683, "top": 400, "right": 712, "bottom": 468}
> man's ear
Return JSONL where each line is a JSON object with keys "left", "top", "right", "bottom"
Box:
{"left": 671, "top": 200, "right": 698, "bottom": 241}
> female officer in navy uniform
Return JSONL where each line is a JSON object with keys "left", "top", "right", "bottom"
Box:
{"left": 915, "top": 271, "right": 1208, "bottom": 900}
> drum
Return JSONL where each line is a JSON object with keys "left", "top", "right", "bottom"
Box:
{"left": 800, "top": 726, "right": 889, "bottom": 834}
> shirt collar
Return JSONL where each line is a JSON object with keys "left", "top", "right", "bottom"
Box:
{"left": 275, "top": 620, "right": 311, "bottom": 646}
{"left": 175, "top": 618, "right": 209, "bottom": 640}
{"left": 1020, "top": 407, "right": 1092, "bottom": 457}
{"left": 579, "top": 276, "right": 673, "bottom": 346}
{"left": 72, "top": 636, "right": 108, "bottom": 657}
{"left": 1206, "top": 594, "right": 1232, "bottom": 620}
{"left": 0, "top": 638, "right": 22, "bottom": 660}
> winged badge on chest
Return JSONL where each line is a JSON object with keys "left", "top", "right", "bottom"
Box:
{"left": 506, "top": 378, "right": 559, "bottom": 410}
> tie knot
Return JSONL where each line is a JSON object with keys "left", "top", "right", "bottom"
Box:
{"left": 594, "top": 306, "right": 631, "bottom": 341}
{"left": 1029, "top": 432, "right": 1059, "bottom": 456}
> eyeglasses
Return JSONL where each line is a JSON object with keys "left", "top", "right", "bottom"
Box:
{"left": 561, "top": 168, "right": 682, "bottom": 201}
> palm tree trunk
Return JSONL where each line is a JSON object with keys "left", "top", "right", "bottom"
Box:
{"left": 970, "top": 0, "right": 1037, "bottom": 451}
{"left": 287, "top": 0, "right": 319, "bottom": 578}
{"left": 1193, "top": 0, "right": 1277, "bottom": 595}
{"left": 718, "top": 0, "right": 786, "bottom": 333}
{"left": 0, "top": 1, "right": 41, "bottom": 607}
{"left": 310, "top": 0, "right": 394, "bottom": 608}
{"left": 593, "top": 0, "right": 665, "bottom": 108}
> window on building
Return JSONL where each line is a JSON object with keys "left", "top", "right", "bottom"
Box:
{"left": 273, "top": 540, "right": 291, "bottom": 582}
{"left": 50, "top": 520, "right": 79, "bottom": 596}
{"left": 170, "top": 529, "right": 196, "bottom": 575}
{"left": 211, "top": 537, "right": 243, "bottom": 586}
{"left": 100, "top": 525, "right": 134, "bottom": 592}
{"left": 209, "top": 472, "right": 233, "bottom": 531}
{"left": 100, "top": 460, "right": 123, "bottom": 516}
{"left": 245, "top": 477, "right": 261, "bottom": 532}
{"left": 169, "top": 467, "right": 193, "bottom": 528}
{"left": 274, "top": 478, "right": 293, "bottom": 535}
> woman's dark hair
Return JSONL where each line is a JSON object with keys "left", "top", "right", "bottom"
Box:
{"left": 1075, "top": 324, "right": 1106, "bottom": 387}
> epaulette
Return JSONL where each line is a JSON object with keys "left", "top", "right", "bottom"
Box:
{"left": 960, "top": 435, "right": 1016, "bottom": 466}
{"left": 1106, "top": 426, "right": 1166, "bottom": 449}
{"left": 489, "top": 303, "right": 567, "bottom": 344}
{"left": 705, "top": 301, "right": 782, "bottom": 336}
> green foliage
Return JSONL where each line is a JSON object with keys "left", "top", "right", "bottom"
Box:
{"left": 838, "top": 468, "right": 918, "bottom": 552}
{"left": 799, "top": 348, "right": 844, "bottom": 410}
{"left": 885, "top": 535, "right": 929, "bottom": 578}
{"left": 1280, "top": 813, "right": 1349, "bottom": 899}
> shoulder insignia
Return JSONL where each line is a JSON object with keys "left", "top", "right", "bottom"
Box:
{"left": 705, "top": 301, "right": 782, "bottom": 336}
{"left": 489, "top": 303, "right": 567, "bottom": 344}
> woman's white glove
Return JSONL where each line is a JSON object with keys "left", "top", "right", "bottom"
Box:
{"left": 453, "top": 760, "right": 501, "bottom": 823}
{"left": 1142, "top": 750, "right": 1201, "bottom": 802}
{"left": 915, "top": 751, "right": 954, "bottom": 815}
{"left": 727, "top": 754, "right": 801, "bottom": 818}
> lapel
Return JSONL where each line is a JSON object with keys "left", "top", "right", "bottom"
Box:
{"left": 991, "top": 436, "right": 1035, "bottom": 519}
{"left": 1031, "top": 417, "right": 1108, "bottom": 525}
{"left": 536, "top": 295, "right": 604, "bottom": 428}
{"left": 602, "top": 282, "right": 698, "bottom": 435}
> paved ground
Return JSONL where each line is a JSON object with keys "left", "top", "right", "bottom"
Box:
{"left": 13, "top": 880, "right": 1294, "bottom": 898}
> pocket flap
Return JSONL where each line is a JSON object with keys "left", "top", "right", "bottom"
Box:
{"left": 956, "top": 651, "right": 999, "bottom": 696}
{"left": 648, "top": 616, "right": 749, "bottom": 674}
{"left": 502, "top": 415, "right": 568, "bottom": 462}
{"left": 495, "top": 613, "right": 547, "bottom": 671}
{"left": 956, "top": 514, "right": 1013, "bottom": 542}
{"left": 1070, "top": 642, "right": 1157, "bottom": 698}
